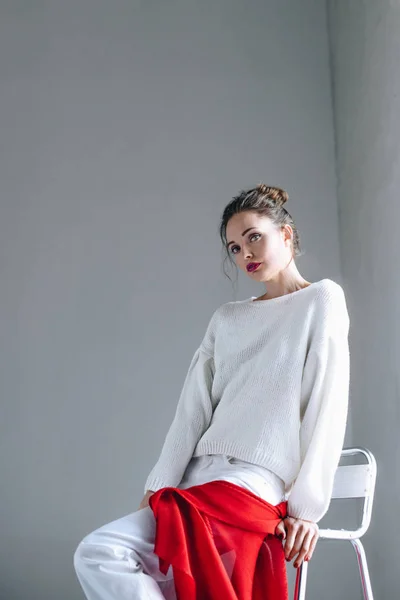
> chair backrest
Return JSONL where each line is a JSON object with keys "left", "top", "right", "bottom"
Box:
{"left": 319, "top": 446, "right": 377, "bottom": 540}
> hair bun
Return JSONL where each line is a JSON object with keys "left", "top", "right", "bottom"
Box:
{"left": 256, "top": 184, "right": 289, "bottom": 207}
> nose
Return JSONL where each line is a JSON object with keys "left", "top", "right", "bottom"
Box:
{"left": 243, "top": 246, "right": 253, "bottom": 260}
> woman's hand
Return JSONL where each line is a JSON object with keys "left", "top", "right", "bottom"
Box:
{"left": 275, "top": 516, "right": 319, "bottom": 568}
{"left": 138, "top": 490, "right": 155, "bottom": 510}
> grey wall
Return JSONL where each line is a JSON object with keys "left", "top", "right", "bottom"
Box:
{"left": 0, "top": 1, "right": 357, "bottom": 598}
{"left": 328, "top": 1, "right": 400, "bottom": 597}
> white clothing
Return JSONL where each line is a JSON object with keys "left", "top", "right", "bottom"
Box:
{"left": 74, "top": 454, "right": 286, "bottom": 600}
{"left": 145, "top": 278, "right": 350, "bottom": 522}
{"left": 179, "top": 453, "right": 286, "bottom": 504}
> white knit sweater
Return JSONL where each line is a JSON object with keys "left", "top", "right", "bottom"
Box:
{"left": 144, "top": 278, "right": 350, "bottom": 522}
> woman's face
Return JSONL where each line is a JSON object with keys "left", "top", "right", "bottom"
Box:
{"left": 225, "top": 211, "right": 293, "bottom": 280}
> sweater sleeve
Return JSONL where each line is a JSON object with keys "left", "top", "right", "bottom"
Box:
{"left": 287, "top": 287, "right": 350, "bottom": 523}
{"left": 144, "top": 312, "right": 218, "bottom": 493}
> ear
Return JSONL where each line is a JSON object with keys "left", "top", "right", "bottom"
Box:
{"left": 281, "top": 224, "right": 293, "bottom": 247}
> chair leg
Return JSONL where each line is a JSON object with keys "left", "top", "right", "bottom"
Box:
{"left": 350, "top": 539, "right": 374, "bottom": 600}
{"left": 293, "top": 561, "right": 308, "bottom": 600}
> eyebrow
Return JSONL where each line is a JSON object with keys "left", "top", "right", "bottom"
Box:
{"left": 227, "top": 227, "right": 257, "bottom": 248}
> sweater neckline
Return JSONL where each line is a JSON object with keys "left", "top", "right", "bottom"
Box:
{"left": 245, "top": 279, "right": 327, "bottom": 305}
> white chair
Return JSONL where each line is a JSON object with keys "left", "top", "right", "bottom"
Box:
{"left": 293, "top": 447, "right": 377, "bottom": 600}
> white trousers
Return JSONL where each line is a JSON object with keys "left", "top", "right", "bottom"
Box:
{"left": 74, "top": 455, "right": 286, "bottom": 600}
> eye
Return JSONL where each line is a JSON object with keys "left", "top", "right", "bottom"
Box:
{"left": 230, "top": 233, "right": 261, "bottom": 255}
{"left": 250, "top": 233, "right": 261, "bottom": 242}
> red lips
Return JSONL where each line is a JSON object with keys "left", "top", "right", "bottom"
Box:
{"left": 246, "top": 262, "right": 261, "bottom": 272}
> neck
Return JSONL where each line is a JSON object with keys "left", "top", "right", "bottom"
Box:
{"left": 260, "top": 261, "right": 310, "bottom": 301}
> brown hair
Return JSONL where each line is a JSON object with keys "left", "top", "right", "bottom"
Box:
{"left": 219, "top": 184, "right": 303, "bottom": 282}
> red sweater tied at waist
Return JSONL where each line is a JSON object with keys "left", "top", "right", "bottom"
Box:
{"left": 149, "top": 479, "right": 290, "bottom": 600}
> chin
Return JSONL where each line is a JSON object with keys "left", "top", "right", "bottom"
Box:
{"left": 247, "top": 269, "right": 266, "bottom": 278}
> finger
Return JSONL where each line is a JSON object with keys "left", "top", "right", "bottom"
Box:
{"left": 287, "top": 525, "right": 308, "bottom": 561}
{"left": 293, "top": 531, "right": 314, "bottom": 568}
{"left": 283, "top": 525, "right": 294, "bottom": 559}
{"left": 283, "top": 520, "right": 299, "bottom": 560}
{"left": 275, "top": 521, "right": 286, "bottom": 540}
{"left": 305, "top": 530, "right": 319, "bottom": 561}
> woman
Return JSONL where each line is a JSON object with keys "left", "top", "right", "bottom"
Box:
{"left": 74, "top": 184, "right": 350, "bottom": 599}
